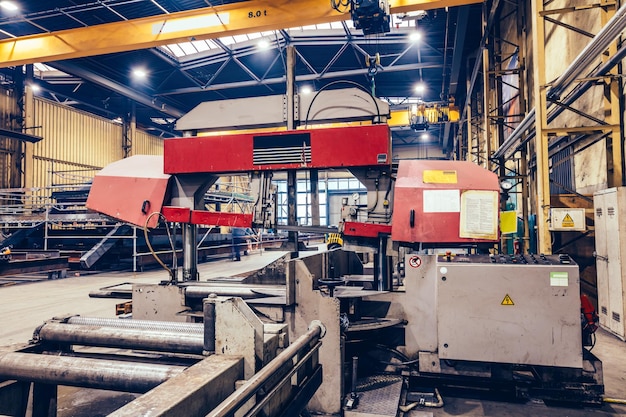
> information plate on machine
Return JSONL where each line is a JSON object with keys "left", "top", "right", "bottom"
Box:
{"left": 435, "top": 254, "right": 583, "bottom": 369}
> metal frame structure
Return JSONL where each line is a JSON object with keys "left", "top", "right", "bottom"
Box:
{"left": 456, "top": 0, "right": 626, "bottom": 255}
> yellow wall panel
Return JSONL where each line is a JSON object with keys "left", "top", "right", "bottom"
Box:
{"left": 27, "top": 98, "right": 165, "bottom": 194}
{"left": 133, "top": 130, "right": 164, "bottom": 156}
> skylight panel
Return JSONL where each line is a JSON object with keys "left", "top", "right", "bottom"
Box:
{"left": 233, "top": 34, "right": 249, "bottom": 43}
{"left": 191, "top": 40, "right": 212, "bottom": 52}
{"left": 178, "top": 42, "right": 199, "bottom": 55}
{"left": 166, "top": 44, "right": 186, "bottom": 57}
{"left": 219, "top": 36, "right": 237, "bottom": 45}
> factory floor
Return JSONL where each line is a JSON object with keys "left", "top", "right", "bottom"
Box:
{"left": 1, "top": 249, "right": 626, "bottom": 416}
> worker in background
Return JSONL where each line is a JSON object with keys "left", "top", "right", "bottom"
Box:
{"left": 232, "top": 227, "right": 252, "bottom": 261}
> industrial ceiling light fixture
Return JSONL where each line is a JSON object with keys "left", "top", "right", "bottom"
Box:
{"left": 409, "top": 31, "right": 422, "bottom": 42}
{"left": 414, "top": 83, "right": 426, "bottom": 95}
{"left": 257, "top": 39, "right": 270, "bottom": 49}
{"left": 300, "top": 85, "right": 313, "bottom": 95}
{"left": 0, "top": 1, "right": 18, "bottom": 11}
{"left": 132, "top": 68, "right": 148, "bottom": 79}
{"left": 30, "top": 84, "right": 40, "bottom": 93}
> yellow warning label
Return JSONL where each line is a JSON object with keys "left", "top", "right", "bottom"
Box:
{"left": 561, "top": 213, "right": 575, "bottom": 228}
{"left": 501, "top": 294, "right": 515, "bottom": 306}
{"left": 423, "top": 170, "right": 458, "bottom": 184}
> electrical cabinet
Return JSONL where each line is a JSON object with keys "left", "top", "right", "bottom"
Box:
{"left": 593, "top": 187, "right": 626, "bottom": 340}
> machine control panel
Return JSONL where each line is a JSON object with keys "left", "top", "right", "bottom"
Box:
{"left": 437, "top": 253, "right": 575, "bottom": 266}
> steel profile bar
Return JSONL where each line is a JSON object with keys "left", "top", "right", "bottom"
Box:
{"left": 36, "top": 322, "right": 205, "bottom": 354}
{"left": 493, "top": 41, "right": 626, "bottom": 160}
{"left": 0, "top": 352, "right": 184, "bottom": 393}
{"left": 0, "top": 0, "right": 481, "bottom": 68}
{"left": 66, "top": 316, "right": 204, "bottom": 334}
{"left": 546, "top": 2, "right": 626, "bottom": 100}
{"left": 493, "top": 2, "right": 626, "bottom": 160}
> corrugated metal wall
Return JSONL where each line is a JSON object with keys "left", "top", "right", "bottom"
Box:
{"left": 32, "top": 98, "right": 163, "bottom": 189}
{"left": 133, "top": 130, "right": 164, "bottom": 156}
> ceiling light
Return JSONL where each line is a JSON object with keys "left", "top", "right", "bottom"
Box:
{"left": 414, "top": 83, "right": 426, "bottom": 94}
{"left": 0, "top": 1, "right": 18, "bottom": 11}
{"left": 300, "top": 85, "right": 313, "bottom": 95}
{"left": 30, "top": 84, "right": 40, "bottom": 93}
{"left": 132, "top": 68, "right": 148, "bottom": 79}
{"left": 258, "top": 39, "right": 270, "bottom": 49}
{"left": 421, "top": 133, "right": 429, "bottom": 140}
{"left": 409, "top": 31, "right": 422, "bottom": 42}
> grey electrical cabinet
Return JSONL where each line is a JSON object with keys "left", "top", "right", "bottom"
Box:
{"left": 593, "top": 187, "right": 626, "bottom": 340}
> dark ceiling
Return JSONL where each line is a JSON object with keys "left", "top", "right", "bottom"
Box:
{"left": 0, "top": 0, "right": 482, "bottom": 150}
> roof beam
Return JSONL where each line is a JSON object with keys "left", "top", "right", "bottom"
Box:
{"left": 0, "top": 0, "right": 481, "bottom": 68}
{"left": 158, "top": 62, "right": 441, "bottom": 95}
{"left": 50, "top": 61, "right": 185, "bottom": 118}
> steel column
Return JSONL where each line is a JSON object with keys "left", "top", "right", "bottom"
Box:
{"left": 601, "top": 4, "right": 623, "bottom": 187}
{"left": 531, "top": 0, "right": 552, "bottom": 255}
{"left": 23, "top": 65, "right": 35, "bottom": 190}
{"left": 182, "top": 223, "right": 198, "bottom": 281}
{"left": 310, "top": 169, "right": 320, "bottom": 226}
{"left": 286, "top": 45, "right": 299, "bottom": 255}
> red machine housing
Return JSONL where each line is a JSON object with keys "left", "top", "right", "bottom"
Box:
{"left": 164, "top": 124, "right": 391, "bottom": 174}
{"left": 391, "top": 160, "right": 500, "bottom": 245}
{"left": 87, "top": 125, "right": 391, "bottom": 229}
{"left": 86, "top": 155, "right": 170, "bottom": 228}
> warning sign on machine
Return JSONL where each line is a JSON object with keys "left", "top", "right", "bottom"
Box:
{"left": 549, "top": 208, "right": 586, "bottom": 232}
{"left": 501, "top": 294, "right": 515, "bottom": 306}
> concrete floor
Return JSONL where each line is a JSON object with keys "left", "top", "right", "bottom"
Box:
{"left": 1, "top": 249, "right": 626, "bottom": 416}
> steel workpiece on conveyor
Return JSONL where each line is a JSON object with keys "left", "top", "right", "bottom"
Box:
{"left": 67, "top": 316, "right": 204, "bottom": 334}
{"left": 0, "top": 352, "right": 185, "bottom": 393}
{"left": 184, "top": 285, "right": 286, "bottom": 299}
{"left": 35, "top": 322, "right": 204, "bottom": 354}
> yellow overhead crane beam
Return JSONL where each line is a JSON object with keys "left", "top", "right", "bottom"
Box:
{"left": 0, "top": 0, "right": 481, "bottom": 67}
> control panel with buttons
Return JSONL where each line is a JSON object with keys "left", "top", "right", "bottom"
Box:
{"left": 436, "top": 253, "right": 575, "bottom": 266}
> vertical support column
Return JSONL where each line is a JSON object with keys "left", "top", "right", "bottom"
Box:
{"left": 517, "top": 3, "right": 529, "bottom": 254}
{"left": 181, "top": 130, "right": 200, "bottom": 282}
{"left": 286, "top": 45, "right": 299, "bottom": 255}
{"left": 123, "top": 101, "right": 136, "bottom": 158}
{"left": 310, "top": 170, "right": 320, "bottom": 226}
{"left": 482, "top": 48, "right": 490, "bottom": 169}
{"left": 182, "top": 223, "right": 197, "bottom": 281}
{"left": 531, "top": 0, "right": 552, "bottom": 255}
{"left": 601, "top": 3, "right": 623, "bottom": 187}
{"left": 482, "top": 13, "right": 491, "bottom": 170}
{"left": 465, "top": 100, "right": 472, "bottom": 162}
{"left": 374, "top": 234, "right": 391, "bottom": 291}
{"left": 23, "top": 65, "right": 35, "bottom": 189}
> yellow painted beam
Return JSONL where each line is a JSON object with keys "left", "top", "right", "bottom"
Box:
{"left": 0, "top": 0, "right": 481, "bottom": 68}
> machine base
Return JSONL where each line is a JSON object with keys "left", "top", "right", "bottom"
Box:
{"left": 405, "top": 349, "right": 604, "bottom": 407}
